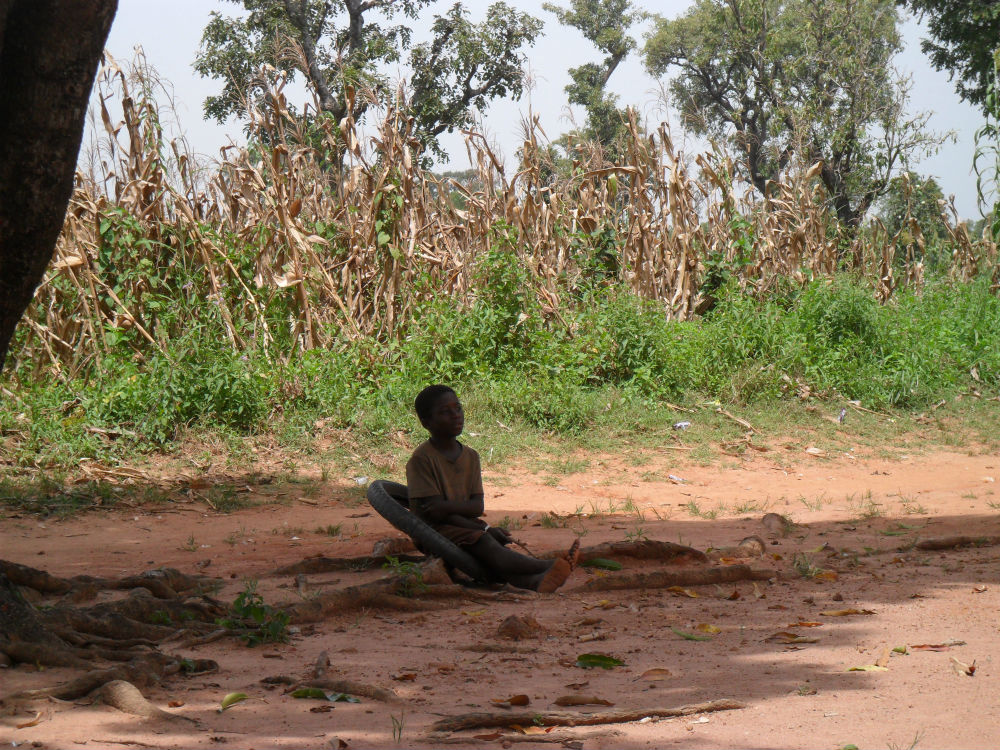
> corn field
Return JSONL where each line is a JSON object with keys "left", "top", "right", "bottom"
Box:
{"left": 11, "top": 54, "right": 999, "bottom": 380}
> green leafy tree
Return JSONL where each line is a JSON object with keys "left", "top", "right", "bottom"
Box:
{"left": 896, "top": 2, "right": 999, "bottom": 237}
{"left": 543, "top": 0, "right": 645, "bottom": 151}
{"left": 195, "top": 0, "right": 541, "bottom": 161}
{"left": 878, "top": 171, "right": 952, "bottom": 267}
{"left": 408, "top": 4, "right": 543, "bottom": 160}
{"left": 644, "top": 0, "right": 944, "bottom": 231}
{"left": 878, "top": 171, "right": 948, "bottom": 239}
{"left": 897, "top": 0, "right": 1000, "bottom": 110}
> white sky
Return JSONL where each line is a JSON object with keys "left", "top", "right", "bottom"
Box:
{"left": 99, "top": 0, "right": 986, "bottom": 220}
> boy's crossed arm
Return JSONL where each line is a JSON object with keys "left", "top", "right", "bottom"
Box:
{"left": 413, "top": 493, "right": 512, "bottom": 543}
{"left": 413, "top": 493, "right": 484, "bottom": 526}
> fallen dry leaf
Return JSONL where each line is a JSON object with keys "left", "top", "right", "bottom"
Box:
{"left": 392, "top": 672, "right": 417, "bottom": 681}
{"left": 874, "top": 647, "right": 891, "bottom": 668}
{"left": 492, "top": 694, "right": 530, "bottom": 707}
{"left": 725, "top": 588, "right": 741, "bottom": 600}
{"left": 972, "top": 585, "right": 988, "bottom": 593}
{"left": 950, "top": 657, "right": 976, "bottom": 676}
{"left": 636, "top": 667, "right": 673, "bottom": 681}
{"left": 804, "top": 446, "right": 826, "bottom": 456}
{"left": 752, "top": 582, "right": 765, "bottom": 599}
{"left": 847, "top": 664, "right": 888, "bottom": 672}
{"left": 816, "top": 570, "right": 839, "bottom": 582}
{"left": 511, "top": 725, "right": 551, "bottom": 735}
{"left": 168, "top": 700, "right": 185, "bottom": 708}
{"left": 788, "top": 621, "right": 824, "bottom": 628}
{"left": 820, "top": 608, "right": 875, "bottom": 616}
{"left": 696, "top": 623, "right": 721, "bottom": 634}
{"left": 554, "top": 695, "right": 615, "bottom": 707}
{"left": 667, "top": 586, "right": 699, "bottom": 598}
{"left": 15, "top": 711, "right": 44, "bottom": 729}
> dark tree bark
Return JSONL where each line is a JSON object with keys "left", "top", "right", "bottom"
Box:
{"left": 0, "top": 0, "right": 117, "bottom": 653}
{"left": 0, "top": 0, "right": 118, "bottom": 371}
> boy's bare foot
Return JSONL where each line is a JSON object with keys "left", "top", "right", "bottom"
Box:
{"left": 537, "top": 539, "right": 581, "bottom": 593}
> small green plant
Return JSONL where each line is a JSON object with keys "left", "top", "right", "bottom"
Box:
{"left": 217, "top": 579, "right": 290, "bottom": 646}
{"left": 987, "top": 500, "right": 1000, "bottom": 511}
{"left": 391, "top": 709, "right": 406, "bottom": 743}
{"left": 315, "top": 523, "right": 343, "bottom": 537}
{"left": 206, "top": 484, "right": 254, "bottom": 513}
{"left": 382, "top": 556, "right": 427, "bottom": 597}
{"left": 624, "top": 526, "right": 648, "bottom": 542}
{"left": 496, "top": 515, "right": 523, "bottom": 531}
{"left": 855, "top": 499, "right": 884, "bottom": 520}
{"left": 621, "top": 496, "right": 643, "bottom": 516}
{"left": 733, "top": 500, "right": 764, "bottom": 514}
{"left": 887, "top": 730, "right": 924, "bottom": 750}
{"left": 684, "top": 500, "right": 718, "bottom": 519}
{"left": 792, "top": 553, "right": 823, "bottom": 578}
{"left": 539, "top": 512, "right": 564, "bottom": 528}
{"left": 150, "top": 610, "right": 173, "bottom": 626}
{"left": 799, "top": 493, "right": 825, "bottom": 511}
{"left": 180, "top": 534, "right": 198, "bottom": 552}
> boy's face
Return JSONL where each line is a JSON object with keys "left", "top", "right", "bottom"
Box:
{"left": 423, "top": 392, "right": 464, "bottom": 439}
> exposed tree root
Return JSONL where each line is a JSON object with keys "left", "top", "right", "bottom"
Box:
{"left": 287, "top": 579, "right": 469, "bottom": 623}
{"left": 915, "top": 535, "right": 1000, "bottom": 551}
{"left": 300, "top": 650, "right": 400, "bottom": 702}
{"left": 8, "top": 653, "right": 179, "bottom": 701}
{"left": 1, "top": 559, "right": 218, "bottom": 600}
{"left": 274, "top": 554, "right": 426, "bottom": 576}
{"left": 428, "top": 729, "right": 621, "bottom": 744}
{"left": 101, "top": 679, "right": 196, "bottom": 723}
{"left": 299, "top": 678, "right": 401, "bottom": 703}
{"left": 430, "top": 698, "right": 747, "bottom": 732}
{"left": 0, "top": 560, "right": 223, "bottom": 708}
{"left": 570, "top": 564, "right": 771, "bottom": 592}
{"left": 537, "top": 540, "right": 708, "bottom": 565}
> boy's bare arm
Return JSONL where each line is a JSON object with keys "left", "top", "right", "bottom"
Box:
{"left": 413, "top": 494, "right": 485, "bottom": 523}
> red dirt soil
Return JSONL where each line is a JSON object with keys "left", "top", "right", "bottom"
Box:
{"left": 2, "top": 446, "right": 999, "bottom": 749}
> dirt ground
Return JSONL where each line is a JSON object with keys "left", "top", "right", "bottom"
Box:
{"left": 2, "top": 443, "right": 999, "bottom": 749}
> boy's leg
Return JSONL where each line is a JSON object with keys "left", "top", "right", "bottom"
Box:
{"left": 468, "top": 535, "right": 580, "bottom": 591}
{"left": 469, "top": 533, "right": 559, "bottom": 589}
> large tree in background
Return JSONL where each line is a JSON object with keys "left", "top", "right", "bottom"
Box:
{"left": 543, "top": 0, "right": 645, "bottom": 151}
{"left": 0, "top": 0, "right": 118, "bottom": 372}
{"left": 878, "top": 171, "right": 949, "bottom": 241}
{"left": 195, "top": 0, "right": 541, "bottom": 161}
{"left": 644, "top": 0, "right": 943, "bottom": 231}
{"left": 896, "top": 0, "right": 1000, "bottom": 110}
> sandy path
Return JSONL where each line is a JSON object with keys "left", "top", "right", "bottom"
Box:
{"left": 2, "top": 447, "right": 999, "bottom": 749}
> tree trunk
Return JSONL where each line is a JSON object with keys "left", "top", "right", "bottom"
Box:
{"left": 0, "top": 0, "right": 118, "bottom": 371}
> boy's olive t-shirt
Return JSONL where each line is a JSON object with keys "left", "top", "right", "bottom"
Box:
{"left": 405, "top": 440, "right": 484, "bottom": 505}
{"left": 405, "top": 441, "right": 487, "bottom": 546}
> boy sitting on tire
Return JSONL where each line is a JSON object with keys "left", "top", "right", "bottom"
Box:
{"left": 405, "top": 384, "right": 578, "bottom": 592}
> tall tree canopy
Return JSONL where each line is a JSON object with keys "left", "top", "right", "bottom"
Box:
{"left": 644, "top": 0, "right": 942, "bottom": 230}
{"left": 543, "top": 0, "right": 645, "bottom": 150}
{"left": 879, "top": 171, "right": 948, "bottom": 238}
{"left": 195, "top": 0, "right": 541, "bottom": 161}
{"left": 896, "top": 0, "right": 1000, "bottom": 110}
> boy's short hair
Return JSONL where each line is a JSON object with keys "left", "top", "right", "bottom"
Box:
{"left": 414, "top": 385, "right": 456, "bottom": 423}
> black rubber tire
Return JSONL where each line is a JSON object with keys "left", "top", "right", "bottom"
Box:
{"left": 366, "top": 480, "right": 492, "bottom": 583}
